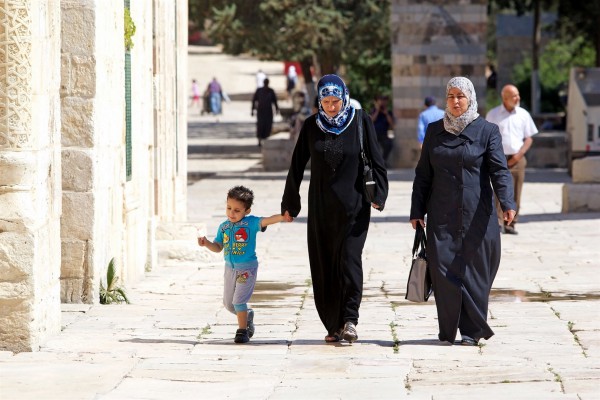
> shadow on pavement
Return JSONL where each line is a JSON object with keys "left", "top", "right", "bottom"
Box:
{"left": 198, "top": 338, "right": 395, "bottom": 347}
{"left": 120, "top": 338, "right": 198, "bottom": 345}
{"left": 518, "top": 212, "right": 600, "bottom": 223}
{"left": 188, "top": 122, "right": 256, "bottom": 139}
{"left": 188, "top": 144, "right": 260, "bottom": 155}
{"left": 524, "top": 168, "right": 570, "bottom": 183}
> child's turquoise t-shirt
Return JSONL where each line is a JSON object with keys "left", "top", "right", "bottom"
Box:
{"left": 214, "top": 215, "right": 265, "bottom": 269}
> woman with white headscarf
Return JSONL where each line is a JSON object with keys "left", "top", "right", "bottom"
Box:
{"left": 282, "top": 74, "right": 388, "bottom": 343}
{"left": 410, "top": 77, "right": 516, "bottom": 346}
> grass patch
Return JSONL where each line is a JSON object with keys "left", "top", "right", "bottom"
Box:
{"left": 389, "top": 321, "right": 400, "bottom": 353}
{"left": 197, "top": 324, "right": 212, "bottom": 340}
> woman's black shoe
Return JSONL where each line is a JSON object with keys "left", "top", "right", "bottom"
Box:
{"left": 460, "top": 337, "right": 479, "bottom": 346}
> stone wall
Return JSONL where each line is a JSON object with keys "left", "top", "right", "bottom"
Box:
{"left": 390, "top": 1, "right": 488, "bottom": 167}
{"left": 153, "top": 2, "right": 188, "bottom": 223}
{"left": 1, "top": 0, "right": 187, "bottom": 352}
{"left": 60, "top": 0, "right": 126, "bottom": 303}
{"left": 562, "top": 157, "right": 600, "bottom": 212}
{"left": 122, "top": 1, "right": 155, "bottom": 282}
{"left": 0, "top": 1, "right": 62, "bottom": 352}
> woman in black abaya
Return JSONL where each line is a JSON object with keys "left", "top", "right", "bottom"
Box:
{"left": 281, "top": 75, "right": 388, "bottom": 343}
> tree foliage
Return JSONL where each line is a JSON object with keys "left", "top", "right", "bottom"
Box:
{"left": 512, "top": 36, "right": 595, "bottom": 111}
{"left": 189, "top": 0, "right": 392, "bottom": 106}
{"left": 556, "top": 0, "right": 600, "bottom": 67}
{"left": 490, "top": 0, "right": 599, "bottom": 67}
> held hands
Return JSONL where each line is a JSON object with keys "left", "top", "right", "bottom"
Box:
{"left": 282, "top": 210, "right": 294, "bottom": 222}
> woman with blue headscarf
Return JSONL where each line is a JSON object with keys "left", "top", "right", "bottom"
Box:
{"left": 410, "top": 77, "right": 516, "bottom": 346}
{"left": 281, "top": 74, "right": 388, "bottom": 343}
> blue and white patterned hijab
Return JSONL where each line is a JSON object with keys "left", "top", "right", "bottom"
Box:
{"left": 443, "top": 76, "right": 480, "bottom": 135}
{"left": 316, "top": 74, "right": 355, "bottom": 135}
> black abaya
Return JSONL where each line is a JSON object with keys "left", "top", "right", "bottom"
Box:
{"left": 281, "top": 110, "right": 388, "bottom": 335}
{"left": 252, "top": 86, "right": 278, "bottom": 140}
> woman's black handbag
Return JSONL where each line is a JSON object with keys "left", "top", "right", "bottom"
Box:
{"left": 405, "top": 224, "right": 432, "bottom": 302}
{"left": 358, "top": 116, "right": 376, "bottom": 203}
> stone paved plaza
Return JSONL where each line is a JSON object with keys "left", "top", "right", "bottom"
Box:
{"left": 0, "top": 47, "right": 599, "bottom": 400}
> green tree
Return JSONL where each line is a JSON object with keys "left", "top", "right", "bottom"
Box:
{"left": 189, "top": 0, "right": 391, "bottom": 106}
{"left": 512, "top": 36, "right": 595, "bottom": 112}
{"left": 557, "top": 0, "right": 600, "bottom": 67}
{"left": 342, "top": 1, "right": 392, "bottom": 106}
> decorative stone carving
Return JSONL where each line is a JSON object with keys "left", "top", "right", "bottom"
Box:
{"left": 0, "top": 2, "right": 32, "bottom": 149}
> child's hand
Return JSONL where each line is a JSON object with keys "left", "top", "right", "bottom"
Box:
{"left": 197, "top": 227, "right": 208, "bottom": 246}
{"left": 283, "top": 211, "right": 294, "bottom": 222}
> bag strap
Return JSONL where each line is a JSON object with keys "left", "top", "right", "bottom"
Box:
{"left": 412, "top": 224, "right": 427, "bottom": 256}
{"left": 357, "top": 110, "right": 371, "bottom": 168}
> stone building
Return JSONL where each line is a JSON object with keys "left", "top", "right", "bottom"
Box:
{"left": 390, "top": 0, "right": 488, "bottom": 167}
{"left": 0, "top": 1, "right": 187, "bottom": 352}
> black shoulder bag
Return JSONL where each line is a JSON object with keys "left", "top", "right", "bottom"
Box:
{"left": 358, "top": 113, "right": 376, "bottom": 203}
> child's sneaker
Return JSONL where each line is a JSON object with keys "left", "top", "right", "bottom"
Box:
{"left": 234, "top": 328, "right": 249, "bottom": 344}
{"left": 247, "top": 309, "right": 255, "bottom": 338}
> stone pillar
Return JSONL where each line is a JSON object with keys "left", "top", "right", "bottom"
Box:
{"left": 153, "top": 1, "right": 188, "bottom": 223}
{"left": 390, "top": 1, "right": 488, "bottom": 167}
{"left": 60, "top": 0, "right": 125, "bottom": 302}
{"left": 122, "top": 1, "right": 157, "bottom": 280}
{"left": 0, "top": 1, "right": 62, "bottom": 352}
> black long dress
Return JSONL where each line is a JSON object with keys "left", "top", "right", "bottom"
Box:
{"left": 410, "top": 117, "right": 516, "bottom": 343}
{"left": 252, "top": 86, "right": 279, "bottom": 140}
{"left": 281, "top": 110, "right": 388, "bottom": 335}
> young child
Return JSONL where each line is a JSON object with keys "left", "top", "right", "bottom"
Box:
{"left": 198, "top": 185, "right": 292, "bottom": 344}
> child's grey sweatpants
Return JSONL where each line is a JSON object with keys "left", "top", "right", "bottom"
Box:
{"left": 223, "top": 266, "right": 257, "bottom": 313}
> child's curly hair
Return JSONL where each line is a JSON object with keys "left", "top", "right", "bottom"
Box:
{"left": 227, "top": 186, "right": 254, "bottom": 210}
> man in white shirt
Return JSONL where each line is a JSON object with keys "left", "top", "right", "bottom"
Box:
{"left": 486, "top": 84, "right": 538, "bottom": 235}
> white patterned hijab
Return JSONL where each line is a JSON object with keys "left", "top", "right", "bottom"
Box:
{"left": 443, "top": 77, "right": 479, "bottom": 135}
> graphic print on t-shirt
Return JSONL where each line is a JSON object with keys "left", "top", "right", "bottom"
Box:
{"left": 235, "top": 227, "right": 248, "bottom": 242}
{"left": 217, "top": 216, "right": 261, "bottom": 268}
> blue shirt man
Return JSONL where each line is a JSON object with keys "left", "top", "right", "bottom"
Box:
{"left": 417, "top": 96, "right": 445, "bottom": 145}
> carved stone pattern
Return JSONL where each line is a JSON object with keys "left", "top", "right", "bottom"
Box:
{"left": 0, "top": 3, "right": 32, "bottom": 149}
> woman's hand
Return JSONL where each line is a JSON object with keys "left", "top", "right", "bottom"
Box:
{"left": 371, "top": 203, "right": 380, "bottom": 209}
{"left": 410, "top": 219, "right": 425, "bottom": 229}
{"left": 503, "top": 210, "right": 516, "bottom": 225}
{"left": 283, "top": 210, "right": 294, "bottom": 222}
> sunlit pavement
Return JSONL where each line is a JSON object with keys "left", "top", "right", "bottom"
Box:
{"left": 0, "top": 47, "right": 598, "bottom": 400}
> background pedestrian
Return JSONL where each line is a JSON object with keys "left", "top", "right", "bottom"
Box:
{"left": 209, "top": 77, "right": 223, "bottom": 115}
{"left": 369, "top": 94, "right": 395, "bottom": 166}
{"left": 417, "top": 96, "right": 445, "bottom": 147}
{"left": 251, "top": 78, "right": 279, "bottom": 147}
{"left": 486, "top": 84, "right": 537, "bottom": 235}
